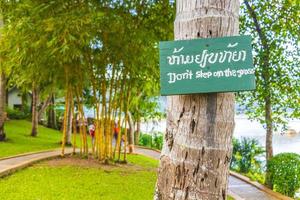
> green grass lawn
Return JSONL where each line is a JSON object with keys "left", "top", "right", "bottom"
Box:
{"left": 0, "top": 120, "right": 62, "bottom": 158}
{"left": 0, "top": 154, "right": 159, "bottom": 200}
{"left": 228, "top": 196, "right": 235, "bottom": 200}
{"left": 0, "top": 120, "right": 235, "bottom": 199}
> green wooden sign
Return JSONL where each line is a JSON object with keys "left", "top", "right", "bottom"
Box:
{"left": 159, "top": 35, "right": 256, "bottom": 95}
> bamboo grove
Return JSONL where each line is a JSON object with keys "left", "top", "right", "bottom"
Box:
{"left": 61, "top": 61, "right": 138, "bottom": 162}
{"left": 0, "top": 0, "right": 174, "bottom": 161}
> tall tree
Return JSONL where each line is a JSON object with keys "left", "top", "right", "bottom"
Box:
{"left": 0, "top": 71, "right": 5, "bottom": 141}
{"left": 0, "top": 0, "right": 19, "bottom": 141}
{"left": 0, "top": 0, "right": 56, "bottom": 137}
{"left": 238, "top": 0, "right": 300, "bottom": 164}
{"left": 0, "top": 16, "right": 5, "bottom": 141}
{"left": 155, "top": 0, "right": 239, "bottom": 199}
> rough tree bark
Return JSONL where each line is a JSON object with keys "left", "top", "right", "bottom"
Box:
{"left": 155, "top": 1, "right": 239, "bottom": 199}
{"left": 0, "top": 72, "right": 6, "bottom": 141}
{"left": 31, "top": 84, "right": 39, "bottom": 137}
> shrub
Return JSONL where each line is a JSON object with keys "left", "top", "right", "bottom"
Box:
{"left": 230, "top": 137, "right": 265, "bottom": 174}
{"left": 152, "top": 132, "right": 163, "bottom": 150}
{"left": 266, "top": 153, "right": 300, "bottom": 198}
{"left": 139, "top": 132, "right": 163, "bottom": 150}
{"left": 139, "top": 133, "right": 152, "bottom": 147}
{"left": 6, "top": 107, "right": 30, "bottom": 120}
{"left": 245, "top": 172, "right": 265, "bottom": 184}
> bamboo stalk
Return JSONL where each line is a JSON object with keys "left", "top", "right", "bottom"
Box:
{"left": 117, "top": 70, "right": 127, "bottom": 162}
{"left": 72, "top": 89, "right": 77, "bottom": 155}
{"left": 61, "top": 85, "right": 70, "bottom": 156}
{"left": 98, "top": 101, "right": 104, "bottom": 160}
{"left": 114, "top": 83, "right": 124, "bottom": 160}
{"left": 107, "top": 65, "right": 116, "bottom": 159}
{"left": 75, "top": 87, "right": 84, "bottom": 156}
{"left": 102, "top": 78, "right": 109, "bottom": 163}
{"left": 111, "top": 73, "right": 121, "bottom": 159}
{"left": 123, "top": 83, "right": 131, "bottom": 162}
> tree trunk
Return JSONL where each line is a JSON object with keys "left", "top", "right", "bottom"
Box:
{"left": 0, "top": 18, "right": 6, "bottom": 141}
{"left": 155, "top": 1, "right": 238, "bottom": 199}
{"left": 128, "top": 111, "right": 135, "bottom": 153}
{"left": 47, "top": 94, "right": 57, "bottom": 129}
{"left": 134, "top": 116, "right": 141, "bottom": 145}
{"left": 31, "top": 84, "right": 39, "bottom": 137}
{"left": 21, "top": 92, "right": 28, "bottom": 112}
{"left": 265, "top": 97, "right": 273, "bottom": 161}
{"left": 243, "top": 0, "right": 273, "bottom": 186}
{"left": 66, "top": 95, "right": 73, "bottom": 145}
{"left": 38, "top": 95, "right": 52, "bottom": 123}
{"left": 265, "top": 96, "right": 273, "bottom": 188}
{"left": 0, "top": 72, "right": 6, "bottom": 141}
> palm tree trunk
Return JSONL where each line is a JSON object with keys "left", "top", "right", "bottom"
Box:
{"left": 155, "top": 1, "right": 239, "bottom": 199}
{"left": 31, "top": 84, "right": 39, "bottom": 137}
{"left": 0, "top": 72, "right": 6, "bottom": 141}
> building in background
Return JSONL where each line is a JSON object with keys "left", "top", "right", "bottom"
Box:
{"left": 7, "top": 87, "right": 31, "bottom": 110}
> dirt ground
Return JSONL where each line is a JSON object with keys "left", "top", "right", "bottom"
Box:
{"left": 37, "top": 155, "right": 154, "bottom": 172}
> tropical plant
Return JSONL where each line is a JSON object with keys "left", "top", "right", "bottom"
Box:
{"left": 231, "top": 137, "right": 265, "bottom": 174}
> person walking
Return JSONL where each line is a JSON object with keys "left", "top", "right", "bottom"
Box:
{"left": 89, "top": 122, "right": 96, "bottom": 151}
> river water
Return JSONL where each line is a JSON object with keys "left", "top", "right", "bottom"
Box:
{"left": 141, "top": 115, "right": 300, "bottom": 155}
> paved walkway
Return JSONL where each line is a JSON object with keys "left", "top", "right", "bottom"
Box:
{"left": 0, "top": 149, "right": 73, "bottom": 177}
{"left": 228, "top": 176, "right": 277, "bottom": 200}
{"left": 0, "top": 148, "right": 278, "bottom": 200}
{"left": 135, "top": 148, "right": 278, "bottom": 200}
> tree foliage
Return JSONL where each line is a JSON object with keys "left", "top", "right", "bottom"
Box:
{"left": 239, "top": 0, "right": 300, "bottom": 127}
{"left": 0, "top": 0, "right": 174, "bottom": 160}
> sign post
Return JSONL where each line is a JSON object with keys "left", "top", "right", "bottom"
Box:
{"left": 159, "top": 35, "right": 255, "bottom": 95}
